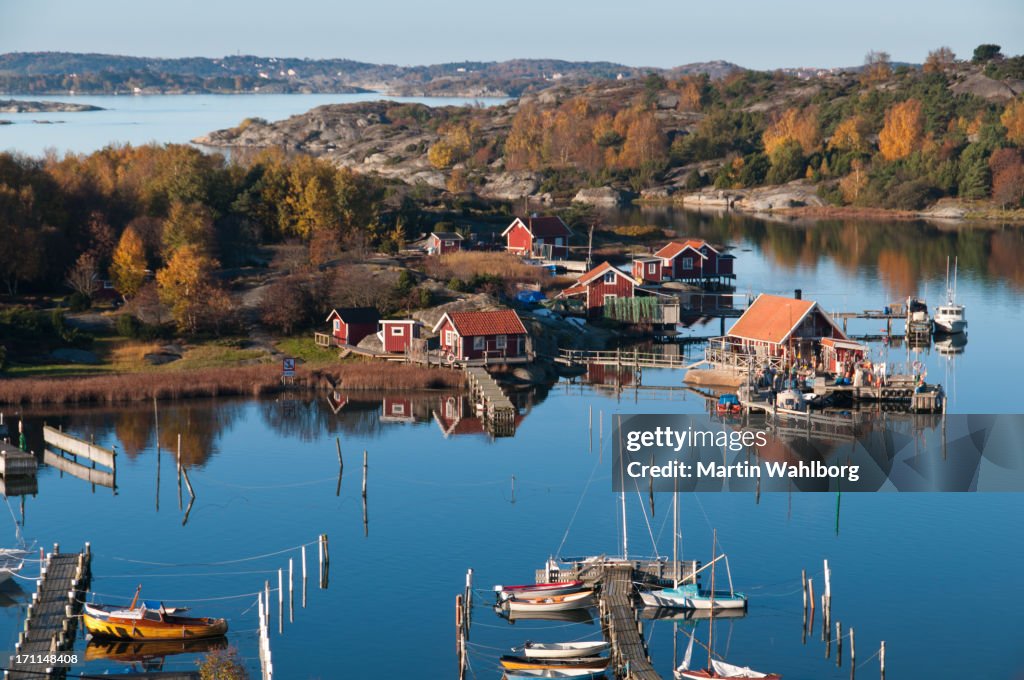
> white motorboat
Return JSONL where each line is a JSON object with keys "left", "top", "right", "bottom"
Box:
{"left": 522, "top": 641, "right": 610, "bottom": 659}
{"left": 934, "top": 257, "right": 966, "bottom": 334}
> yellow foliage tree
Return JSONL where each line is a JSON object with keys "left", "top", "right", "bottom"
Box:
{"left": 161, "top": 201, "right": 214, "bottom": 259}
{"left": 1001, "top": 99, "right": 1024, "bottom": 146}
{"left": 763, "top": 107, "right": 820, "bottom": 156}
{"left": 110, "top": 226, "right": 148, "bottom": 299}
{"left": 862, "top": 50, "right": 892, "bottom": 84}
{"left": 156, "top": 244, "right": 219, "bottom": 334}
{"left": 428, "top": 121, "right": 475, "bottom": 169}
{"left": 829, "top": 116, "right": 868, "bottom": 153}
{"left": 505, "top": 103, "right": 544, "bottom": 170}
{"left": 839, "top": 159, "right": 868, "bottom": 204}
{"left": 879, "top": 99, "right": 924, "bottom": 160}
{"left": 923, "top": 47, "right": 956, "bottom": 73}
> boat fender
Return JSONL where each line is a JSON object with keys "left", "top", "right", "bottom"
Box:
{"left": 447, "top": 352, "right": 456, "bottom": 365}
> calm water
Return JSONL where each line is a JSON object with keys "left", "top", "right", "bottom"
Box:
{"left": 2, "top": 211, "right": 1022, "bottom": 679}
{"left": 0, "top": 93, "right": 508, "bottom": 156}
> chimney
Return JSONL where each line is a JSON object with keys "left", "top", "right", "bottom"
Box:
{"left": 794, "top": 289, "right": 802, "bottom": 300}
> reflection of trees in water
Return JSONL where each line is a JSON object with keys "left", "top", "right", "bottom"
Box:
{"left": 155, "top": 402, "right": 244, "bottom": 467}
{"left": 258, "top": 396, "right": 384, "bottom": 441}
{"left": 604, "top": 205, "right": 1023, "bottom": 294}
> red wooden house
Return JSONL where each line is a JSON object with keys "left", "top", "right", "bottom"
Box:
{"left": 324, "top": 307, "right": 380, "bottom": 346}
{"left": 557, "top": 262, "right": 641, "bottom": 318}
{"left": 718, "top": 293, "right": 855, "bottom": 366}
{"left": 432, "top": 309, "right": 529, "bottom": 362}
{"left": 427, "top": 231, "right": 463, "bottom": 255}
{"left": 631, "top": 257, "right": 664, "bottom": 284}
{"left": 502, "top": 216, "right": 573, "bottom": 259}
{"left": 378, "top": 319, "right": 420, "bottom": 353}
{"left": 640, "top": 239, "right": 735, "bottom": 284}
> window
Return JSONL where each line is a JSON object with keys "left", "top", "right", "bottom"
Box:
{"left": 445, "top": 330, "right": 455, "bottom": 347}
{"left": 604, "top": 294, "right": 617, "bottom": 305}
{"left": 390, "top": 326, "right": 404, "bottom": 336}
{"left": 392, "top": 403, "right": 405, "bottom": 415}
{"left": 681, "top": 257, "right": 694, "bottom": 269}
{"left": 473, "top": 336, "right": 485, "bottom": 350}
{"left": 554, "top": 237, "right": 563, "bottom": 246}
{"left": 603, "top": 271, "right": 616, "bottom": 284}
{"left": 648, "top": 263, "right": 657, "bottom": 274}
{"left": 444, "top": 241, "right": 453, "bottom": 247}
{"left": 333, "top": 319, "right": 341, "bottom": 331}
{"left": 495, "top": 335, "right": 507, "bottom": 350}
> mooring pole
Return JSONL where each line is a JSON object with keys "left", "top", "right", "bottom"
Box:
{"left": 301, "top": 545, "right": 307, "bottom": 608}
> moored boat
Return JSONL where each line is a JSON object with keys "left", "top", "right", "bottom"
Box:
{"left": 504, "top": 669, "right": 609, "bottom": 679}
{"left": 0, "top": 548, "right": 29, "bottom": 586}
{"left": 934, "top": 257, "right": 966, "bottom": 334}
{"left": 83, "top": 588, "right": 228, "bottom": 641}
{"left": 500, "top": 654, "right": 609, "bottom": 671}
{"left": 495, "top": 579, "right": 585, "bottom": 600}
{"left": 499, "top": 589, "right": 595, "bottom": 612}
{"left": 639, "top": 583, "right": 747, "bottom": 611}
{"left": 522, "top": 640, "right": 610, "bottom": 659}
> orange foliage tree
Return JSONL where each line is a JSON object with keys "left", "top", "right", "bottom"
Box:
{"left": 1001, "top": 99, "right": 1024, "bottom": 146}
{"left": 763, "top": 107, "right": 820, "bottom": 156}
{"left": 829, "top": 115, "right": 869, "bottom": 153}
{"left": 878, "top": 99, "right": 924, "bottom": 161}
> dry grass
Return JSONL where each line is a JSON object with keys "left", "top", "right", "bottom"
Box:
{"left": 0, "top": 361, "right": 464, "bottom": 405}
{"left": 424, "top": 251, "right": 544, "bottom": 286}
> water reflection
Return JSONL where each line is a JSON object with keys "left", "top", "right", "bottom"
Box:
{"left": 84, "top": 636, "right": 228, "bottom": 671}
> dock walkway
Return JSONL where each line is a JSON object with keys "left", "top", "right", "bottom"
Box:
{"left": 464, "top": 367, "right": 517, "bottom": 436}
{"left": 601, "top": 565, "right": 661, "bottom": 680}
{"left": 6, "top": 544, "right": 92, "bottom": 680}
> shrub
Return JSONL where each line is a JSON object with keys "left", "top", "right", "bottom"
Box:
{"left": 198, "top": 646, "right": 248, "bottom": 680}
{"left": 67, "top": 292, "right": 92, "bottom": 312}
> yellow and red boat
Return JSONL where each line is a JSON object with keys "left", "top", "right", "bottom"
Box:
{"left": 83, "top": 587, "right": 228, "bottom": 641}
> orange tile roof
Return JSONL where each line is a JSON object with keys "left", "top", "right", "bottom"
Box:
{"left": 443, "top": 309, "right": 527, "bottom": 336}
{"left": 654, "top": 239, "right": 714, "bottom": 260}
{"left": 576, "top": 261, "right": 639, "bottom": 286}
{"left": 726, "top": 294, "right": 818, "bottom": 344}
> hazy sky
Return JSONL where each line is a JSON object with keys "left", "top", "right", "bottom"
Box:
{"left": 2, "top": 0, "right": 1021, "bottom": 69}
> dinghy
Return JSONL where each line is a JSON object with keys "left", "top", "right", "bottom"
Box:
{"left": 504, "top": 669, "right": 609, "bottom": 679}
{"left": 0, "top": 548, "right": 29, "bottom": 586}
{"left": 500, "top": 655, "right": 609, "bottom": 671}
{"left": 500, "top": 589, "right": 595, "bottom": 612}
{"left": 522, "top": 641, "right": 610, "bottom": 659}
{"left": 496, "top": 580, "right": 585, "bottom": 600}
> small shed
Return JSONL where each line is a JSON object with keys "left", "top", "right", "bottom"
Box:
{"left": 428, "top": 231, "right": 463, "bottom": 255}
{"left": 325, "top": 307, "right": 381, "bottom": 346}
{"left": 379, "top": 319, "right": 421, "bottom": 354}
{"left": 432, "top": 309, "right": 529, "bottom": 362}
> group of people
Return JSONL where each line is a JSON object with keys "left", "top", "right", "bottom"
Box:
{"left": 837, "top": 359, "right": 888, "bottom": 387}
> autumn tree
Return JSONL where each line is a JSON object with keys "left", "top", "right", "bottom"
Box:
{"left": 862, "top": 50, "right": 892, "bottom": 83}
{"left": 65, "top": 252, "right": 99, "bottom": 299}
{"left": 763, "top": 107, "right": 820, "bottom": 156}
{"left": 428, "top": 121, "right": 475, "bottom": 170}
{"left": 110, "top": 226, "right": 148, "bottom": 299}
{"left": 828, "top": 115, "right": 869, "bottom": 153}
{"left": 505, "top": 102, "right": 544, "bottom": 170}
{"left": 923, "top": 47, "right": 956, "bottom": 73}
{"left": 990, "top": 147, "right": 1024, "bottom": 207}
{"left": 1001, "top": 99, "right": 1024, "bottom": 146}
{"left": 839, "top": 158, "right": 869, "bottom": 203}
{"left": 879, "top": 99, "right": 924, "bottom": 161}
{"left": 161, "top": 201, "right": 215, "bottom": 259}
{"left": 156, "top": 244, "right": 221, "bottom": 334}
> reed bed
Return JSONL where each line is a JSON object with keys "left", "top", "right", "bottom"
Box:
{"left": 424, "top": 251, "right": 544, "bottom": 285}
{"left": 0, "top": 362, "right": 464, "bottom": 405}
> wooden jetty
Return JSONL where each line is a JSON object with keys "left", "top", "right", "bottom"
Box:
{"left": 6, "top": 544, "right": 92, "bottom": 680}
{"left": 0, "top": 441, "right": 37, "bottom": 478}
{"left": 556, "top": 347, "right": 694, "bottom": 371}
{"left": 534, "top": 558, "right": 700, "bottom": 680}
{"left": 464, "top": 367, "right": 516, "bottom": 436}
{"left": 42, "top": 426, "right": 117, "bottom": 491}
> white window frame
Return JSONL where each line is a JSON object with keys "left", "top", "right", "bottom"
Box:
{"left": 603, "top": 271, "right": 616, "bottom": 284}
{"left": 604, "top": 294, "right": 617, "bottom": 305}
{"left": 648, "top": 263, "right": 657, "bottom": 274}
{"left": 390, "top": 326, "right": 404, "bottom": 336}
{"left": 445, "top": 330, "right": 455, "bottom": 347}
{"left": 473, "top": 336, "right": 485, "bottom": 351}
{"left": 333, "top": 319, "right": 341, "bottom": 331}
{"left": 681, "top": 257, "right": 694, "bottom": 269}
{"left": 392, "top": 403, "right": 405, "bottom": 415}
{"left": 495, "top": 334, "right": 507, "bottom": 350}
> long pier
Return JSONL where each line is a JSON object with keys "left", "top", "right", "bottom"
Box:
{"left": 463, "top": 367, "right": 517, "bottom": 436}
{"left": 7, "top": 544, "right": 92, "bottom": 680}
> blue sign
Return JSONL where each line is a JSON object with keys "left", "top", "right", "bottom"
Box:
{"left": 282, "top": 358, "right": 296, "bottom": 377}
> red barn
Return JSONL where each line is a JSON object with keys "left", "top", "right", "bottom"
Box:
{"left": 379, "top": 319, "right": 420, "bottom": 353}
{"left": 502, "top": 216, "right": 573, "bottom": 259}
{"left": 651, "top": 240, "right": 735, "bottom": 283}
{"left": 557, "top": 262, "right": 640, "bottom": 318}
{"left": 325, "top": 307, "right": 380, "bottom": 346}
{"left": 427, "top": 231, "right": 463, "bottom": 255}
{"left": 432, "top": 309, "right": 529, "bottom": 362}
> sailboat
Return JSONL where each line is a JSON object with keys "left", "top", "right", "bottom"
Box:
{"left": 933, "top": 256, "right": 967, "bottom": 334}
{"left": 675, "top": 530, "right": 780, "bottom": 680}
{"left": 638, "top": 492, "right": 747, "bottom": 611}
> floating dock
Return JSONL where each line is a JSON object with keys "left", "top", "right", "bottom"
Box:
{"left": 0, "top": 441, "right": 37, "bottom": 478}
{"left": 6, "top": 544, "right": 92, "bottom": 680}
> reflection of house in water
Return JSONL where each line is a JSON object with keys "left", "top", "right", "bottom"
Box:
{"left": 431, "top": 394, "right": 526, "bottom": 439}
{"left": 380, "top": 396, "right": 416, "bottom": 424}
{"left": 584, "top": 362, "right": 637, "bottom": 390}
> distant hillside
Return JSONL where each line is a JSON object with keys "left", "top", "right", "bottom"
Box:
{"left": 0, "top": 52, "right": 742, "bottom": 97}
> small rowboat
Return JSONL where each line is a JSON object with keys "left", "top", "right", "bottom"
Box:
{"left": 500, "top": 655, "right": 609, "bottom": 671}
{"left": 505, "top": 669, "right": 609, "bottom": 679}
{"left": 83, "top": 587, "right": 227, "bottom": 642}
{"left": 501, "top": 589, "right": 595, "bottom": 612}
{"left": 504, "top": 670, "right": 609, "bottom": 679}
{"left": 495, "top": 580, "right": 585, "bottom": 600}
{"left": 522, "top": 641, "right": 610, "bottom": 659}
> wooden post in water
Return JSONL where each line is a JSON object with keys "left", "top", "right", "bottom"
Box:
{"left": 801, "top": 568, "right": 808, "bottom": 642}
{"left": 599, "top": 410, "right": 603, "bottom": 454}
{"left": 277, "top": 568, "right": 283, "bottom": 634}
{"left": 264, "top": 580, "right": 270, "bottom": 627}
{"left": 301, "top": 545, "right": 307, "bottom": 608}
{"left": 362, "top": 450, "right": 368, "bottom": 537}
{"left": 879, "top": 641, "right": 885, "bottom": 680}
{"left": 836, "top": 621, "right": 843, "bottom": 667}
{"left": 464, "top": 568, "right": 473, "bottom": 640}
{"left": 288, "top": 558, "right": 294, "bottom": 623}
{"left": 321, "top": 533, "right": 330, "bottom": 587}
{"left": 335, "top": 437, "right": 343, "bottom": 497}
{"left": 176, "top": 433, "right": 182, "bottom": 510}
{"left": 849, "top": 626, "right": 855, "bottom": 680}
{"left": 318, "top": 536, "right": 324, "bottom": 589}
{"left": 589, "top": 405, "right": 593, "bottom": 453}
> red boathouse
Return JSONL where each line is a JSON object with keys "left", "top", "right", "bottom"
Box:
{"left": 502, "top": 216, "right": 573, "bottom": 259}
{"left": 432, "top": 309, "right": 529, "bottom": 362}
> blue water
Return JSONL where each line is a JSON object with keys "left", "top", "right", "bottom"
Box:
{"left": 0, "top": 93, "right": 508, "bottom": 156}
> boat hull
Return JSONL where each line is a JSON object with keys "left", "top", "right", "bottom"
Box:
{"left": 506, "top": 670, "right": 608, "bottom": 679}
{"left": 501, "top": 655, "right": 609, "bottom": 671}
{"left": 503, "top": 590, "right": 595, "bottom": 612}
{"left": 497, "top": 581, "right": 586, "bottom": 600}
{"left": 523, "top": 641, "right": 610, "bottom": 659}
{"left": 639, "top": 587, "right": 747, "bottom": 611}
{"left": 934, "top": 319, "right": 966, "bottom": 334}
{"left": 676, "top": 671, "right": 780, "bottom": 680}
{"left": 83, "top": 612, "right": 228, "bottom": 641}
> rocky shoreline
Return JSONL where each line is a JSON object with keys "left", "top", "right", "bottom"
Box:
{"left": 0, "top": 99, "right": 104, "bottom": 113}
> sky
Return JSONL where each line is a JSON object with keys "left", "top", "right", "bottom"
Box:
{"left": 1, "top": 0, "right": 1021, "bottom": 70}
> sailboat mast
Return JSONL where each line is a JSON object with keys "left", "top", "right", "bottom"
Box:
{"left": 954, "top": 256, "right": 958, "bottom": 302}
{"left": 708, "top": 528, "right": 717, "bottom": 670}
